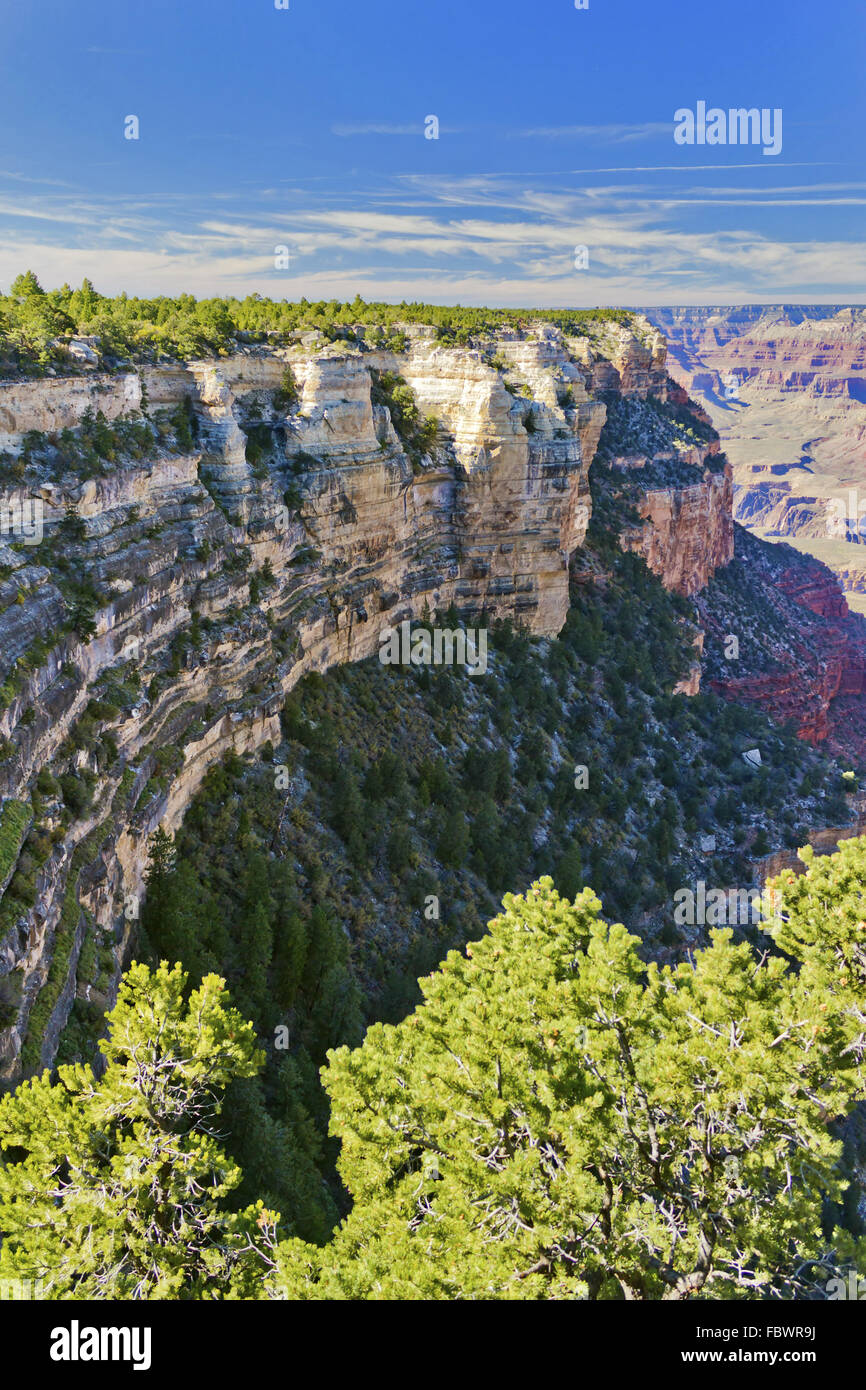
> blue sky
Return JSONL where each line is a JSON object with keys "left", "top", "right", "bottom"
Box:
{"left": 0, "top": 0, "right": 863, "bottom": 305}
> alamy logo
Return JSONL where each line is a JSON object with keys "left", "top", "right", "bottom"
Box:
{"left": 673, "top": 881, "right": 781, "bottom": 927}
{"left": 50, "top": 1320, "right": 151, "bottom": 1372}
{"left": 378, "top": 620, "right": 488, "bottom": 675}
{"left": 827, "top": 489, "right": 866, "bottom": 539}
{"left": 826, "top": 1272, "right": 866, "bottom": 1300}
{"left": 674, "top": 102, "right": 782, "bottom": 156}
{"left": 0, "top": 1277, "right": 45, "bottom": 1299}
{"left": 0, "top": 496, "right": 43, "bottom": 545}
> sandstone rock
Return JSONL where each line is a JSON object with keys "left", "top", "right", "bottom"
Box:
{"left": 647, "top": 305, "right": 866, "bottom": 606}
{"left": 618, "top": 458, "right": 734, "bottom": 596}
{"left": 0, "top": 320, "right": 744, "bottom": 1082}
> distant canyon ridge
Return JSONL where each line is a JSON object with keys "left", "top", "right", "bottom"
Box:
{"left": 645, "top": 305, "right": 866, "bottom": 612}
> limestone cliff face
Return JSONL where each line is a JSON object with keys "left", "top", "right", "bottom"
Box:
{"left": 580, "top": 319, "right": 669, "bottom": 399}
{"left": 0, "top": 373, "right": 142, "bottom": 452}
{"left": 0, "top": 321, "right": 643, "bottom": 1080}
{"left": 617, "top": 456, "right": 734, "bottom": 597}
{"left": 0, "top": 314, "right": 750, "bottom": 1081}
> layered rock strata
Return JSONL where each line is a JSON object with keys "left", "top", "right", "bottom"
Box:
{"left": 617, "top": 460, "right": 734, "bottom": 597}
{"left": 645, "top": 305, "right": 866, "bottom": 604}
{"left": 0, "top": 320, "right": 665, "bottom": 1081}
{"left": 697, "top": 529, "right": 866, "bottom": 750}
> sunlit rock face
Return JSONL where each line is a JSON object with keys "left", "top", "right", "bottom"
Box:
{"left": 646, "top": 306, "right": 866, "bottom": 607}
{"left": 617, "top": 458, "right": 735, "bottom": 597}
{"left": 0, "top": 314, "right": 749, "bottom": 1081}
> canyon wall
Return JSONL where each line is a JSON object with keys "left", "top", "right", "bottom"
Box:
{"left": 696, "top": 527, "right": 866, "bottom": 752}
{"left": 2, "top": 310, "right": 847, "bottom": 1083}
{"left": 617, "top": 460, "right": 734, "bottom": 597}
{"left": 0, "top": 319, "right": 652, "bottom": 1082}
{"left": 646, "top": 305, "right": 866, "bottom": 609}
{"left": 631, "top": 303, "right": 866, "bottom": 759}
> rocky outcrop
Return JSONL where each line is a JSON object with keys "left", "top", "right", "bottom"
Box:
{"left": 698, "top": 528, "right": 866, "bottom": 749}
{"left": 580, "top": 319, "right": 669, "bottom": 399}
{"left": 4, "top": 320, "right": 693, "bottom": 1081}
{"left": 673, "top": 628, "right": 704, "bottom": 696}
{"left": 618, "top": 458, "right": 734, "bottom": 596}
{"left": 0, "top": 373, "right": 141, "bottom": 452}
{"left": 775, "top": 561, "right": 849, "bottom": 621}
{"left": 752, "top": 815, "right": 866, "bottom": 888}
{"left": 709, "top": 659, "right": 844, "bottom": 746}
{"left": 645, "top": 305, "right": 866, "bottom": 608}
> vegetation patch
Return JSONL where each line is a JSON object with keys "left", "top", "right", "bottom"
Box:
{"left": 0, "top": 799, "right": 32, "bottom": 888}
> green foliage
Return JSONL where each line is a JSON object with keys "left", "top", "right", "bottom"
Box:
{"left": 244, "top": 423, "right": 273, "bottom": 470}
{"left": 0, "top": 968, "right": 23, "bottom": 1028}
{"left": 0, "top": 962, "right": 276, "bottom": 1298}
{"left": 10, "top": 848, "right": 866, "bottom": 1300}
{"left": 18, "top": 821, "right": 109, "bottom": 1069}
{"left": 58, "top": 771, "right": 94, "bottom": 815}
{"left": 273, "top": 366, "right": 300, "bottom": 411}
{"left": 0, "top": 273, "right": 639, "bottom": 377}
{"left": 59, "top": 505, "right": 86, "bottom": 542}
{"left": 596, "top": 391, "right": 716, "bottom": 472}
{"left": 169, "top": 396, "right": 198, "bottom": 452}
{"left": 766, "top": 837, "right": 866, "bottom": 1069}
{"left": 137, "top": 813, "right": 362, "bottom": 1242}
{"left": 1, "top": 411, "right": 158, "bottom": 487}
{"left": 369, "top": 369, "right": 438, "bottom": 467}
{"left": 0, "top": 799, "right": 31, "bottom": 886}
{"left": 276, "top": 876, "right": 864, "bottom": 1300}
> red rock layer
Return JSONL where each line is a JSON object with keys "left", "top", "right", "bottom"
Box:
{"left": 706, "top": 547, "right": 866, "bottom": 752}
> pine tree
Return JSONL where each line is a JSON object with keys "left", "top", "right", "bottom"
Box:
{"left": 241, "top": 900, "right": 273, "bottom": 1014}
{"left": 299, "top": 906, "right": 363, "bottom": 1062}
{"left": 144, "top": 860, "right": 215, "bottom": 984}
{"left": 437, "top": 806, "right": 469, "bottom": 868}
{"left": 0, "top": 963, "right": 277, "bottom": 1299}
{"left": 235, "top": 850, "right": 275, "bottom": 1016}
{"left": 274, "top": 876, "right": 866, "bottom": 1300}
{"left": 144, "top": 825, "right": 175, "bottom": 897}
{"left": 273, "top": 905, "right": 308, "bottom": 1014}
{"left": 9, "top": 270, "right": 44, "bottom": 301}
{"left": 555, "top": 842, "right": 583, "bottom": 899}
{"left": 225, "top": 1065, "right": 338, "bottom": 1246}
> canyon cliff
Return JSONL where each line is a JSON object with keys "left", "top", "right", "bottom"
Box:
{"left": 697, "top": 527, "right": 866, "bottom": 753}
{"left": 0, "top": 308, "right": 858, "bottom": 1085}
{"left": 0, "top": 317, "right": 674, "bottom": 1081}
{"left": 647, "top": 305, "right": 866, "bottom": 612}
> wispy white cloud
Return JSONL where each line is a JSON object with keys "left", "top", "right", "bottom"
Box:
{"left": 0, "top": 198, "right": 109, "bottom": 226}
{"left": 0, "top": 169, "right": 863, "bottom": 304}
{"left": 332, "top": 122, "right": 441, "bottom": 137}
{"left": 0, "top": 170, "right": 77, "bottom": 189}
{"left": 515, "top": 123, "right": 671, "bottom": 142}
